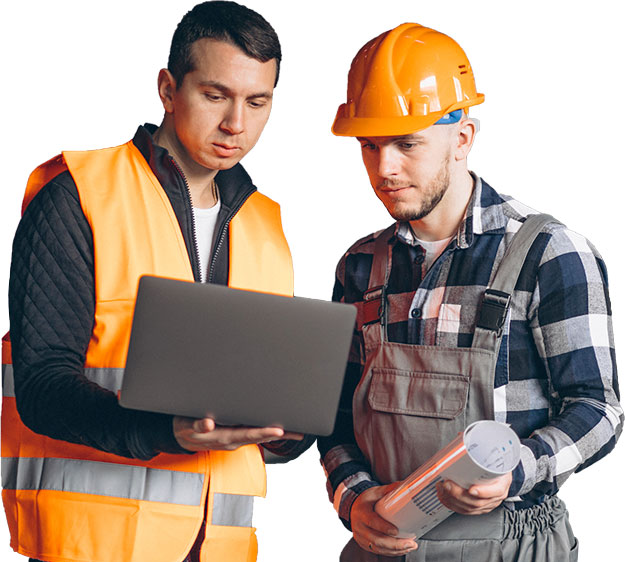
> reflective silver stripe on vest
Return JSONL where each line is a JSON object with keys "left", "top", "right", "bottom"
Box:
{"left": 1, "top": 457, "right": 204, "bottom": 506}
{"left": 2, "top": 363, "right": 15, "bottom": 397}
{"left": 211, "top": 493, "right": 254, "bottom": 527}
{"left": 1, "top": 366, "right": 124, "bottom": 398}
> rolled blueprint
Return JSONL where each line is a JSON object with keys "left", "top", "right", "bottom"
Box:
{"left": 375, "top": 420, "right": 521, "bottom": 539}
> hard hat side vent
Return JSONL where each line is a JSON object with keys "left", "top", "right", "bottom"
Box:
{"left": 458, "top": 64, "right": 468, "bottom": 75}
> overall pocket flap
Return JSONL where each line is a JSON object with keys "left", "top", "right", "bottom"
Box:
{"left": 368, "top": 368, "right": 469, "bottom": 419}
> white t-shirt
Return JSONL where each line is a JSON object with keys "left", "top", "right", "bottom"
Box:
{"left": 192, "top": 194, "right": 222, "bottom": 282}
{"left": 400, "top": 223, "right": 454, "bottom": 273}
{"left": 414, "top": 235, "right": 453, "bottom": 271}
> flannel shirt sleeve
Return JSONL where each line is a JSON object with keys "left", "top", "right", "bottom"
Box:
{"left": 508, "top": 224, "right": 623, "bottom": 499}
{"left": 316, "top": 254, "right": 380, "bottom": 530}
{"left": 261, "top": 434, "right": 316, "bottom": 463}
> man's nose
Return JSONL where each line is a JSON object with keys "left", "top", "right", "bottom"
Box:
{"left": 220, "top": 102, "right": 245, "bottom": 135}
{"left": 376, "top": 145, "right": 400, "bottom": 178}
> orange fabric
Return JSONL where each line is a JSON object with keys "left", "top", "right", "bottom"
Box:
{"left": 229, "top": 190, "right": 293, "bottom": 297}
{"left": 22, "top": 154, "right": 67, "bottom": 213}
{"left": 201, "top": 525, "right": 258, "bottom": 562}
{"left": 63, "top": 143, "right": 195, "bottom": 368}
{"left": 2, "top": 141, "right": 293, "bottom": 562}
{"left": 1, "top": 333, "right": 9, "bottom": 364}
{"left": 2, "top": 489, "right": 204, "bottom": 562}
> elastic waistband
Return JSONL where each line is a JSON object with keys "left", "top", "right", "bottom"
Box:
{"left": 420, "top": 496, "right": 566, "bottom": 541}
{"left": 503, "top": 496, "right": 567, "bottom": 540}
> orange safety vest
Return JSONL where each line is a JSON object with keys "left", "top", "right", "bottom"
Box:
{"left": 1, "top": 140, "right": 294, "bottom": 562}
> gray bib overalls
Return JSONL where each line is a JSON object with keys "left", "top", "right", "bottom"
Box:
{"left": 341, "top": 215, "right": 578, "bottom": 562}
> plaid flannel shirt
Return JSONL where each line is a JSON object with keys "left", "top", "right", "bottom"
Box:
{"left": 317, "top": 174, "right": 622, "bottom": 528}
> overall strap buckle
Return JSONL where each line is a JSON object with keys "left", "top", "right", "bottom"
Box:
{"left": 476, "top": 289, "right": 511, "bottom": 336}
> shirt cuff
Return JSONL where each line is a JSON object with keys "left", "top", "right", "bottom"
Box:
{"left": 508, "top": 443, "right": 535, "bottom": 497}
{"left": 144, "top": 412, "right": 192, "bottom": 456}
{"left": 335, "top": 475, "right": 380, "bottom": 530}
{"left": 262, "top": 434, "right": 316, "bottom": 463}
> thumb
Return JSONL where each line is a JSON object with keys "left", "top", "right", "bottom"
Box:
{"left": 193, "top": 418, "right": 215, "bottom": 433}
{"left": 371, "top": 481, "right": 401, "bottom": 500}
{"left": 382, "top": 481, "right": 404, "bottom": 494}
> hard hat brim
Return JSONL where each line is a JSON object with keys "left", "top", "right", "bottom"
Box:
{"left": 331, "top": 96, "right": 484, "bottom": 137}
{"left": 332, "top": 112, "right": 444, "bottom": 137}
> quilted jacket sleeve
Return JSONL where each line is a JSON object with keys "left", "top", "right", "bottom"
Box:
{"left": 8, "top": 171, "right": 186, "bottom": 459}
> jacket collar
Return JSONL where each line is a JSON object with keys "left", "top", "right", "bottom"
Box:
{"left": 132, "top": 124, "right": 256, "bottom": 211}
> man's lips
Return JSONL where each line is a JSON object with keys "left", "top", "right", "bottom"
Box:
{"left": 212, "top": 143, "right": 240, "bottom": 157}
{"left": 378, "top": 185, "right": 413, "bottom": 194}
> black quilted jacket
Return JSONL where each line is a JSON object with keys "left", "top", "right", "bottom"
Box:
{"left": 8, "top": 124, "right": 265, "bottom": 459}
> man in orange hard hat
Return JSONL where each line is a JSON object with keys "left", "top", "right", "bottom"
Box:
{"left": 318, "top": 23, "right": 622, "bottom": 561}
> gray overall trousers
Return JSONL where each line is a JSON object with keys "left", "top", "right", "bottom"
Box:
{"left": 340, "top": 215, "right": 579, "bottom": 562}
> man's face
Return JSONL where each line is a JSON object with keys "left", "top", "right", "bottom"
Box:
{"left": 358, "top": 125, "right": 454, "bottom": 222}
{"left": 167, "top": 38, "right": 276, "bottom": 172}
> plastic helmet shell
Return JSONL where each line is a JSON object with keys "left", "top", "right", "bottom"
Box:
{"left": 332, "top": 23, "right": 485, "bottom": 137}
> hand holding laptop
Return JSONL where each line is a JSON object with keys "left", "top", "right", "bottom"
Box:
{"left": 173, "top": 416, "right": 304, "bottom": 452}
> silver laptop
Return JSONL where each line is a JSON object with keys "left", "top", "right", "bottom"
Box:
{"left": 119, "top": 275, "right": 356, "bottom": 436}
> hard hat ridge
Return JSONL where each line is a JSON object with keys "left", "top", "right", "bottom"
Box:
{"left": 332, "top": 22, "right": 484, "bottom": 137}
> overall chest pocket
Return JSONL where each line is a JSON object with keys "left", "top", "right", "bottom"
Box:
{"left": 368, "top": 368, "right": 469, "bottom": 419}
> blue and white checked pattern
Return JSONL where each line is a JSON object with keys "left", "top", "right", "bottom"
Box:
{"left": 317, "top": 175, "right": 623, "bottom": 528}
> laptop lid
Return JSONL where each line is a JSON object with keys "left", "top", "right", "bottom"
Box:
{"left": 119, "top": 275, "right": 356, "bottom": 436}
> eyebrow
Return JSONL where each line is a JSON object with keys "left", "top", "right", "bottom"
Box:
{"left": 198, "top": 80, "right": 273, "bottom": 100}
{"left": 356, "top": 134, "right": 426, "bottom": 143}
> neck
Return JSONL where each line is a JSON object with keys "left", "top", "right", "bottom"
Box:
{"left": 409, "top": 169, "right": 474, "bottom": 242}
{"left": 153, "top": 123, "right": 218, "bottom": 209}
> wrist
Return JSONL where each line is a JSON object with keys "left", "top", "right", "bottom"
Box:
{"left": 345, "top": 480, "right": 380, "bottom": 527}
{"left": 162, "top": 414, "right": 194, "bottom": 454}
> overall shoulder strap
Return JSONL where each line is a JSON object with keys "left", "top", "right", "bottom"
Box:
{"left": 472, "top": 213, "right": 561, "bottom": 351}
{"left": 361, "top": 224, "right": 396, "bottom": 327}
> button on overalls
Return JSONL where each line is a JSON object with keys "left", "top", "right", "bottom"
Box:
{"left": 340, "top": 215, "right": 578, "bottom": 562}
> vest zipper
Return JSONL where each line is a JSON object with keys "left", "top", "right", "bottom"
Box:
{"left": 168, "top": 156, "right": 202, "bottom": 282}
{"left": 207, "top": 189, "right": 253, "bottom": 283}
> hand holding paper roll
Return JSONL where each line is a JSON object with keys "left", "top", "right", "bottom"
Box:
{"left": 350, "top": 484, "right": 418, "bottom": 557}
{"left": 375, "top": 420, "right": 521, "bottom": 540}
{"left": 436, "top": 470, "right": 513, "bottom": 515}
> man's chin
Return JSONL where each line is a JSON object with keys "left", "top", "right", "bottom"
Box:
{"left": 387, "top": 205, "right": 422, "bottom": 222}
{"left": 386, "top": 196, "right": 443, "bottom": 222}
{"left": 199, "top": 154, "right": 243, "bottom": 172}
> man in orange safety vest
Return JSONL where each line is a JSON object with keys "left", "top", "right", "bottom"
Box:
{"left": 3, "top": 2, "right": 311, "bottom": 562}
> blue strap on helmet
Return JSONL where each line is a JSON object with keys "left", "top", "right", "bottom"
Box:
{"left": 434, "top": 109, "right": 463, "bottom": 125}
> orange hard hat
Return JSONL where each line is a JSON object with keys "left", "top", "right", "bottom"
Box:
{"left": 332, "top": 23, "right": 485, "bottom": 137}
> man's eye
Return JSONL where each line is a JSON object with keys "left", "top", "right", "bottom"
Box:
{"left": 360, "top": 143, "right": 376, "bottom": 151}
{"left": 204, "top": 93, "right": 224, "bottom": 101}
{"left": 248, "top": 99, "right": 268, "bottom": 108}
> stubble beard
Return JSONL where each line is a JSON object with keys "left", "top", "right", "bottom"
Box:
{"left": 385, "top": 153, "right": 452, "bottom": 222}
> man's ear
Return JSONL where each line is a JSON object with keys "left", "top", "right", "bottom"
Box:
{"left": 453, "top": 116, "right": 477, "bottom": 162}
{"left": 157, "top": 68, "right": 177, "bottom": 114}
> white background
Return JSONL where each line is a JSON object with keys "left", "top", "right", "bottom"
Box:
{"left": 0, "top": 1, "right": 623, "bottom": 560}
